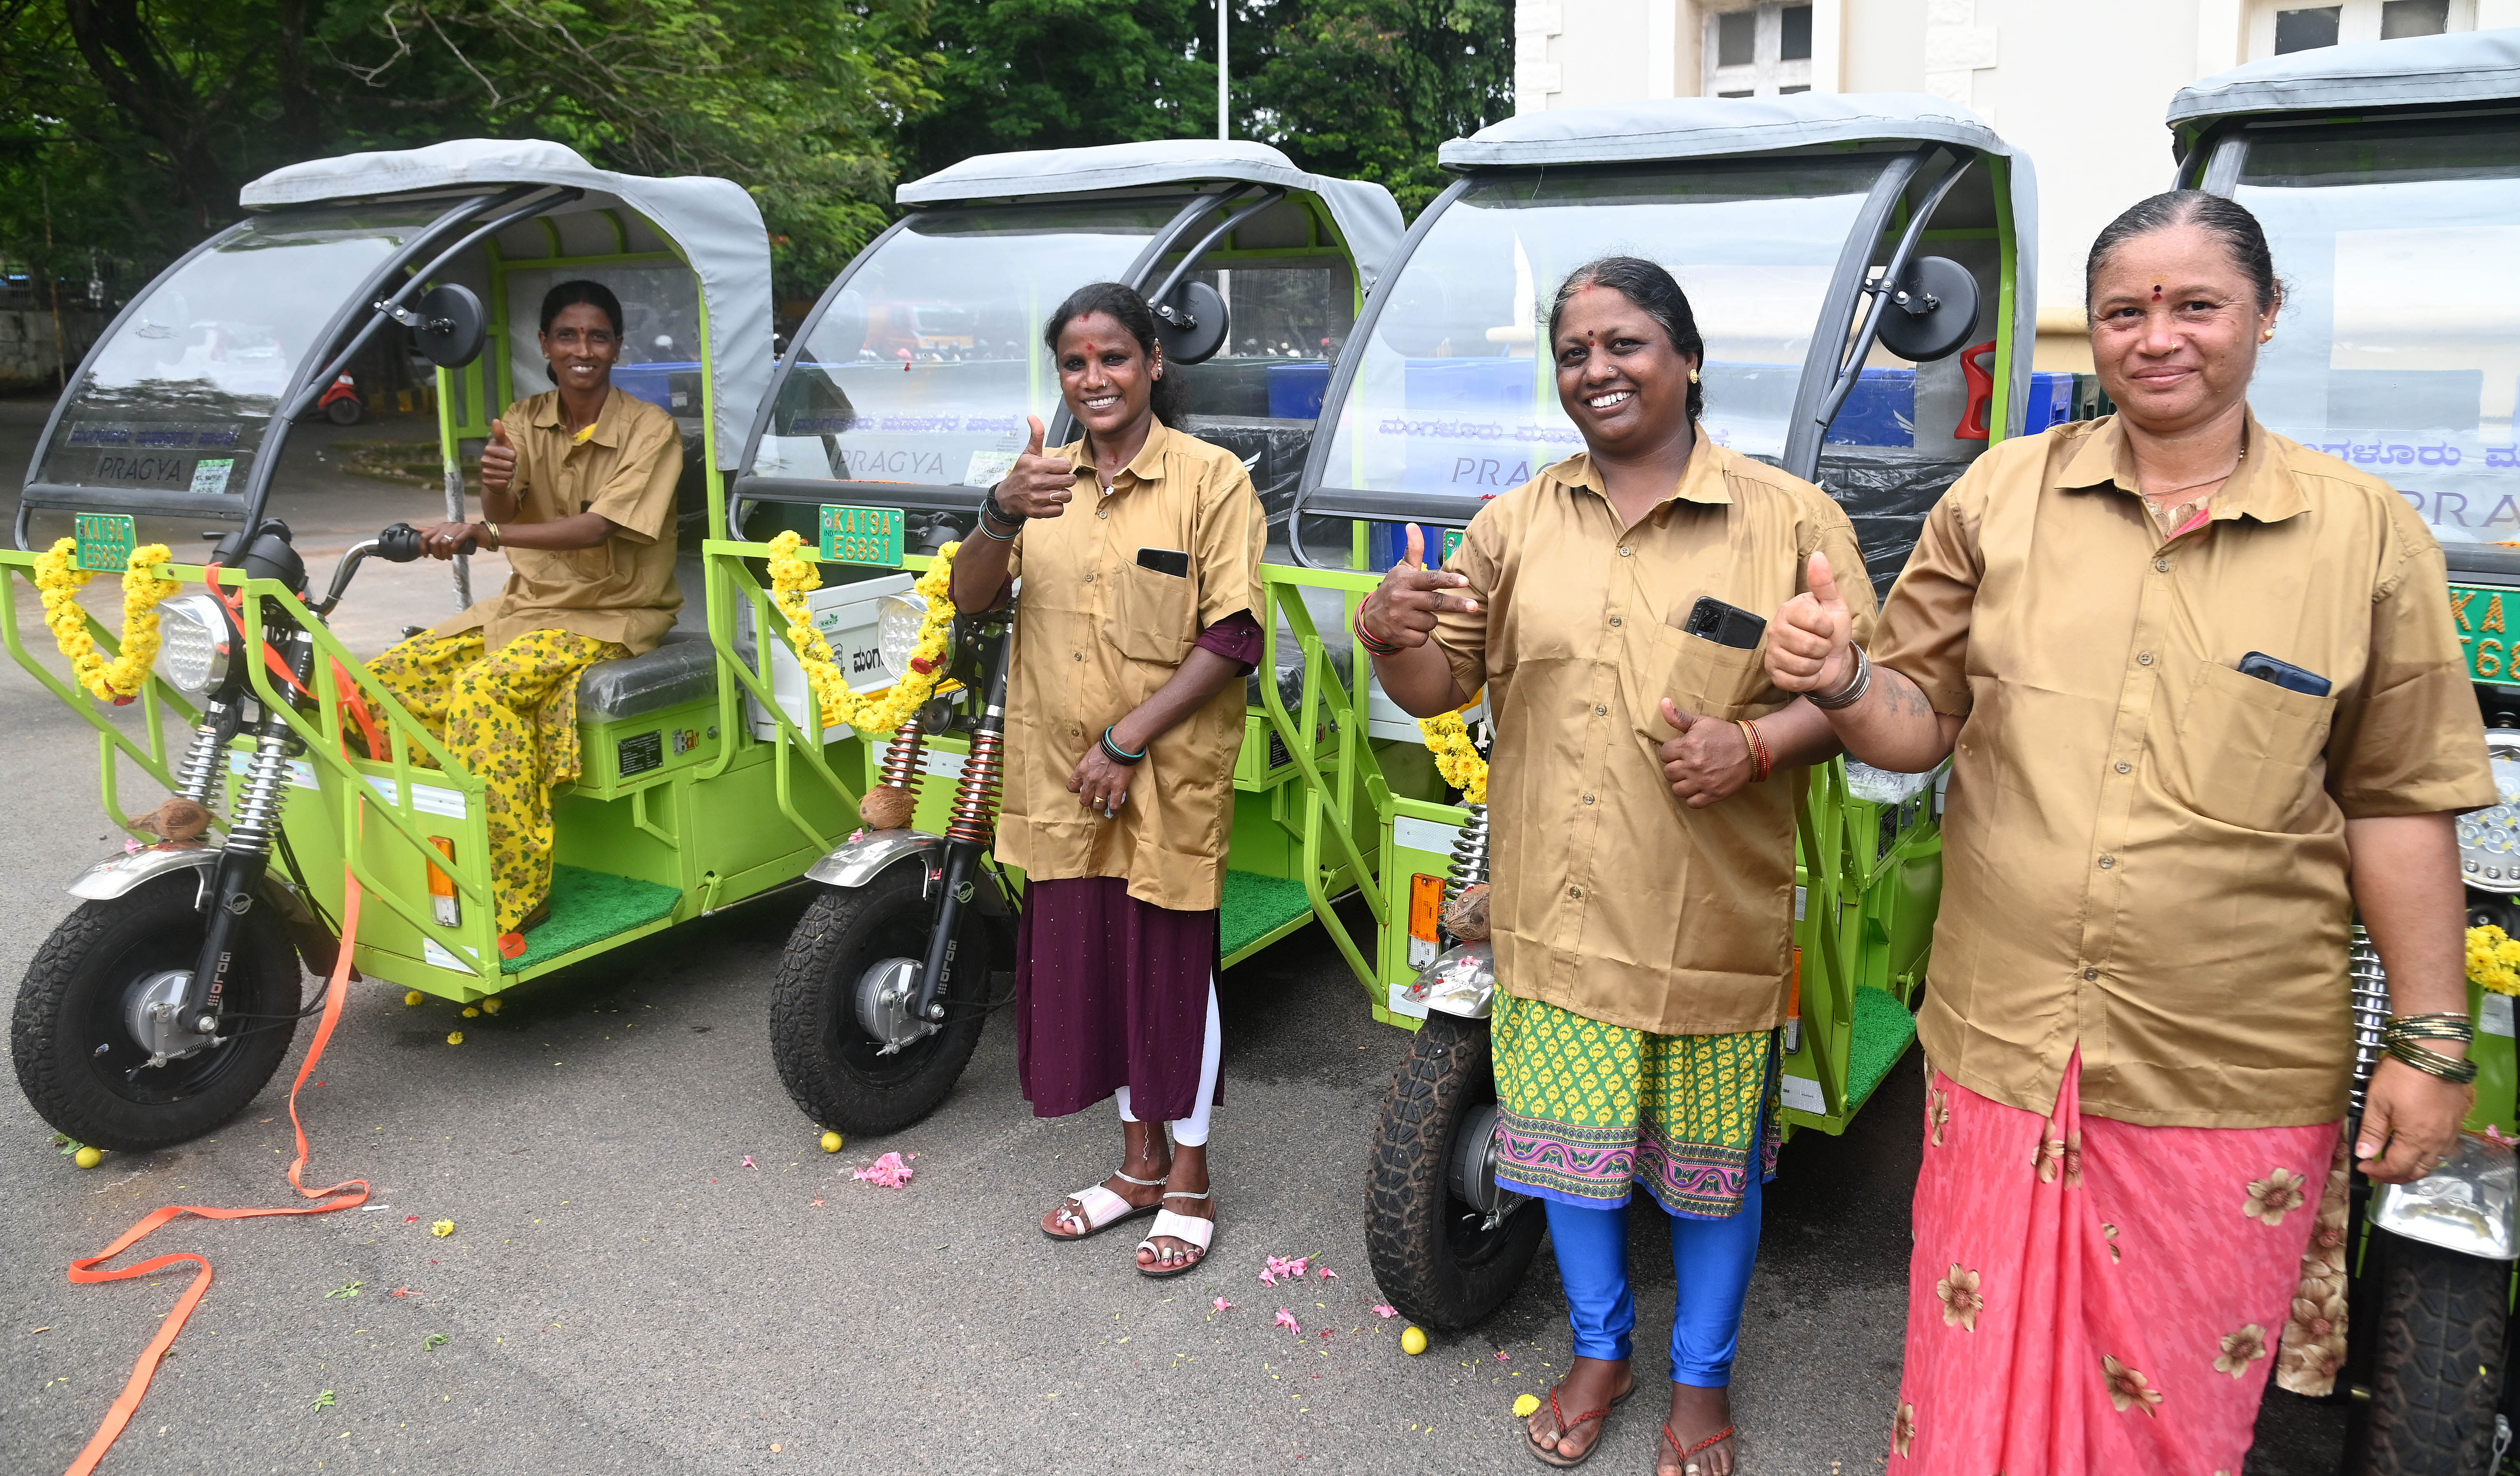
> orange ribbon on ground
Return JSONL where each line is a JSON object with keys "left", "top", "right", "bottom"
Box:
{"left": 60, "top": 876, "right": 368, "bottom": 1476}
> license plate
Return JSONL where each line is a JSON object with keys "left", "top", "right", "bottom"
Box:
{"left": 818, "top": 504, "right": 904, "bottom": 567}
{"left": 2451, "top": 584, "right": 2520, "bottom": 685}
{"left": 74, "top": 513, "right": 137, "bottom": 573}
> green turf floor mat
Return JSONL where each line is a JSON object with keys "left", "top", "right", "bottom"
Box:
{"left": 1846, "top": 984, "right": 1920, "bottom": 1113}
{"left": 1221, "top": 870, "right": 1317, "bottom": 960}
{"left": 501, "top": 865, "right": 682, "bottom": 974}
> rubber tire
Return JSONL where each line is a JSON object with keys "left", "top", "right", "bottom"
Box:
{"left": 12, "top": 879, "right": 301, "bottom": 1151}
{"left": 324, "top": 395, "right": 362, "bottom": 426}
{"left": 1365, "top": 1010, "right": 1545, "bottom": 1332}
{"left": 768, "top": 863, "right": 990, "bottom": 1137}
{"left": 2350, "top": 1231, "right": 2509, "bottom": 1475}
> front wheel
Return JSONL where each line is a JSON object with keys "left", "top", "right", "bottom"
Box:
{"left": 12, "top": 879, "right": 303, "bottom": 1151}
{"left": 769, "top": 862, "right": 992, "bottom": 1137}
{"left": 323, "top": 395, "right": 362, "bottom": 426}
{"left": 2348, "top": 1230, "right": 2509, "bottom": 1475}
{"left": 1366, "top": 1011, "right": 1545, "bottom": 1331}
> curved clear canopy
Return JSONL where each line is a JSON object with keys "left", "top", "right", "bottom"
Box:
{"left": 2230, "top": 114, "right": 2520, "bottom": 546}
{"left": 35, "top": 204, "right": 443, "bottom": 499}
{"left": 749, "top": 200, "right": 1182, "bottom": 490}
{"left": 1314, "top": 157, "right": 1887, "bottom": 506}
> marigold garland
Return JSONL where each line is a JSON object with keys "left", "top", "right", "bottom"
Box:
{"left": 765, "top": 529, "right": 958, "bottom": 734}
{"left": 33, "top": 537, "right": 180, "bottom": 702}
{"left": 2468, "top": 923, "right": 2520, "bottom": 997}
{"left": 1419, "top": 707, "right": 1487, "bottom": 805}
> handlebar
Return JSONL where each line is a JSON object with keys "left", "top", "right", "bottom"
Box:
{"left": 312, "top": 522, "right": 475, "bottom": 617}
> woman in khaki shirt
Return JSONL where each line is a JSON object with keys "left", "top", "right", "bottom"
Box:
{"left": 369, "top": 279, "right": 684, "bottom": 950}
{"left": 949, "top": 283, "right": 1265, "bottom": 1279}
{"left": 1768, "top": 193, "right": 2493, "bottom": 1476}
{"left": 1369, "top": 257, "right": 1874, "bottom": 1476}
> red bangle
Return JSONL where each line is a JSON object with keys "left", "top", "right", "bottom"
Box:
{"left": 1736, "top": 719, "right": 1772, "bottom": 783}
{"left": 1354, "top": 601, "right": 1403, "bottom": 657}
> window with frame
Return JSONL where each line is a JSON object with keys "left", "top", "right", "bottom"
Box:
{"left": 1704, "top": 3, "right": 1813, "bottom": 99}
{"left": 2256, "top": 0, "right": 2465, "bottom": 57}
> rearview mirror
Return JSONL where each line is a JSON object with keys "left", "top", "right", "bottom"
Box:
{"left": 1152, "top": 280, "right": 1230, "bottom": 366}
{"left": 1874, "top": 257, "right": 1980, "bottom": 363}
{"left": 411, "top": 283, "right": 487, "bottom": 369}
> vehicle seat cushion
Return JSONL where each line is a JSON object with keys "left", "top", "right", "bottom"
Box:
{"left": 576, "top": 629, "right": 717, "bottom": 722}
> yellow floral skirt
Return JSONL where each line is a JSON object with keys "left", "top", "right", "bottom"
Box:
{"left": 368, "top": 628, "right": 625, "bottom": 933}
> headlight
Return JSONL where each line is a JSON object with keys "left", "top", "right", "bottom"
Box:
{"left": 155, "top": 593, "right": 232, "bottom": 697}
{"left": 876, "top": 593, "right": 951, "bottom": 682}
{"left": 2460, "top": 731, "right": 2520, "bottom": 892}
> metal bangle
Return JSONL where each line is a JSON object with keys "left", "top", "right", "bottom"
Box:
{"left": 1353, "top": 602, "right": 1403, "bottom": 657}
{"left": 1100, "top": 726, "right": 1147, "bottom": 766}
{"left": 1806, "top": 644, "right": 1872, "bottom": 711}
{"left": 981, "top": 489, "right": 1026, "bottom": 533}
{"left": 974, "top": 514, "right": 1018, "bottom": 542}
{"left": 2386, "top": 1011, "right": 2476, "bottom": 1044}
{"left": 2385, "top": 1037, "right": 2480, "bottom": 1085}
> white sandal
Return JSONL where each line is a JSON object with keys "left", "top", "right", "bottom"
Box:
{"left": 1042, "top": 1171, "right": 1165, "bottom": 1241}
{"left": 1135, "top": 1189, "right": 1216, "bottom": 1278}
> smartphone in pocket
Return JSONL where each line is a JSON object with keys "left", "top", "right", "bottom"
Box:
{"left": 2236, "top": 651, "right": 2332, "bottom": 698}
{"left": 1135, "top": 547, "right": 1190, "bottom": 577}
{"left": 1678, "top": 595, "right": 1767, "bottom": 650}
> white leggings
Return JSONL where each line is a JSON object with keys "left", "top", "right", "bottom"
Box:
{"left": 1113, "top": 977, "right": 1222, "bottom": 1147}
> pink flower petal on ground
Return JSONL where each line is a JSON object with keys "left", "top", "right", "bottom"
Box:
{"left": 1371, "top": 1304, "right": 1398, "bottom": 1318}
{"left": 1318, "top": 1268, "right": 1338, "bottom": 1280}
{"left": 1258, "top": 1269, "right": 1276, "bottom": 1286}
{"left": 1495, "top": 1350, "right": 1511, "bottom": 1362}
{"left": 1275, "top": 1308, "right": 1301, "bottom": 1335}
{"left": 852, "top": 1151, "right": 915, "bottom": 1188}
{"left": 1213, "top": 1297, "right": 1234, "bottom": 1312}
{"left": 741, "top": 1155, "right": 757, "bottom": 1169}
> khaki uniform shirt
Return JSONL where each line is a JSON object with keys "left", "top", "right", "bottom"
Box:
{"left": 1875, "top": 414, "right": 2495, "bottom": 1129}
{"left": 997, "top": 424, "right": 1267, "bottom": 912}
{"left": 435, "top": 387, "right": 684, "bottom": 655}
{"left": 1431, "top": 442, "right": 1878, "bottom": 1036}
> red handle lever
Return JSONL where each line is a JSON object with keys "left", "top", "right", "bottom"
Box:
{"left": 1955, "top": 340, "right": 1998, "bottom": 441}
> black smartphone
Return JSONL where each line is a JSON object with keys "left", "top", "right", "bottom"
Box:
{"left": 1135, "top": 547, "right": 1190, "bottom": 577}
{"left": 1680, "top": 595, "right": 1767, "bottom": 650}
{"left": 2237, "top": 651, "right": 2332, "bottom": 698}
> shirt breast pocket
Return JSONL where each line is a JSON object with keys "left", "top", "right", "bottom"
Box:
{"left": 1622, "top": 623, "right": 1770, "bottom": 744}
{"left": 2155, "top": 659, "right": 2338, "bottom": 832}
{"left": 1106, "top": 559, "right": 1195, "bottom": 666}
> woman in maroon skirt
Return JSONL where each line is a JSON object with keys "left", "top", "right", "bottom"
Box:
{"left": 949, "top": 282, "right": 1265, "bottom": 1276}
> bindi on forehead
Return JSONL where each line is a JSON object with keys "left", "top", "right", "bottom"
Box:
{"left": 2151, "top": 285, "right": 2163, "bottom": 301}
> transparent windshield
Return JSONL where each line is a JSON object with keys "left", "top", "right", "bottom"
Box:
{"left": 2233, "top": 117, "right": 2520, "bottom": 544}
{"left": 1315, "top": 158, "right": 1886, "bottom": 505}
{"left": 35, "top": 204, "right": 446, "bottom": 498}
{"left": 750, "top": 200, "right": 1185, "bottom": 489}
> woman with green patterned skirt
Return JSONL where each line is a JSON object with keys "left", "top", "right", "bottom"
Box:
{"left": 1358, "top": 257, "right": 1876, "bottom": 1474}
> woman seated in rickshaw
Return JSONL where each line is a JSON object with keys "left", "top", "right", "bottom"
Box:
{"left": 368, "top": 279, "right": 685, "bottom": 951}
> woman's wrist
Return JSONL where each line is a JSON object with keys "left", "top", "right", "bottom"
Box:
{"left": 1100, "top": 723, "right": 1149, "bottom": 765}
{"left": 1354, "top": 597, "right": 1403, "bottom": 657}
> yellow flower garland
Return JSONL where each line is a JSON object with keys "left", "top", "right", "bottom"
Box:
{"left": 1419, "top": 707, "right": 1487, "bottom": 805}
{"left": 33, "top": 537, "right": 180, "bottom": 702}
{"left": 2468, "top": 923, "right": 2520, "bottom": 997}
{"left": 765, "top": 529, "right": 959, "bottom": 734}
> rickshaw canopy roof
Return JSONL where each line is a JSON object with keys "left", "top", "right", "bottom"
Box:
{"left": 239, "top": 138, "right": 773, "bottom": 468}
{"left": 1437, "top": 92, "right": 2020, "bottom": 171}
{"left": 895, "top": 139, "right": 1408, "bottom": 289}
{"left": 2169, "top": 27, "right": 2520, "bottom": 131}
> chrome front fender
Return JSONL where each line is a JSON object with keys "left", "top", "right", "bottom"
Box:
{"left": 69, "top": 844, "right": 216, "bottom": 901}
{"left": 2371, "top": 1131, "right": 2519, "bottom": 1261}
{"left": 1403, "top": 940, "right": 1497, "bottom": 1021}
{"left": 804, "top": 830, "right": 944, "bottom": 889}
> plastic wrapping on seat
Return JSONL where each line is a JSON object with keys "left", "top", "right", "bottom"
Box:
{"left": 576, "top": 629, "right": 718, "bottom": 722}
{"left": 1812, "top": 447, "right": 1978, "bottom": 586}
{"left": 1175, "top": 415, "right": 1316, "bottom": 523}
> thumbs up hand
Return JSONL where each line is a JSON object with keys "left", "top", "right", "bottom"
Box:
{"left": 1359, "top": 523, "right": 1479, "bottom": 654}
{"left": 1768, "top": 551, "right": 1855, "bottom": 695}
{"left": 1660, "top": 699, "right": 1755, "bottom": 807}
{"left": 993, "top": 415, "right": 1081, "bottom": 521}
{"left": 480, "top": 417, "right": 518, "bottom": 497}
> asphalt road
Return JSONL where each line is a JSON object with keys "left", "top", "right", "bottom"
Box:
{"left": 0, "top": 390, "right": 2346, "bottom": 1474}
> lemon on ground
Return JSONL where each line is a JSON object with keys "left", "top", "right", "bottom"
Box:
{"left": 820, "top": 1131, "right": 843, "bottom": 1154}
{"left": 481, "top": 997, "right": 502, "bottom": 1014}
{"left": 461, "top": 1007, "right": 479, "bottom": 1018}
{"left": 73, "top": 1146, "right": 103, "bottom": 1169}
{"left": 446, "top": 1031, "right": 463, "bottom": 1045}
{"left": 1512, "top": 1394, "right": 1540, "bottom": 1419}
{"left": 1401, "top": 1326, "right": 1428, "bottom": 1356}
{"left": 404, "top": 991, "right": 424, "bottom": 1006}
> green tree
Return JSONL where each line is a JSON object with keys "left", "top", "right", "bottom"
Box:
{"left": 901, "top": 0, "right": 1216, "bottom": 183}
{"left": 1241, "top": 0, "right": 1512, "bottom": 215}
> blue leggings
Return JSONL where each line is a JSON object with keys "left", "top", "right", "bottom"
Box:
{"left": 1542, "top": 1165, "right": 1764, "bottom": 1386}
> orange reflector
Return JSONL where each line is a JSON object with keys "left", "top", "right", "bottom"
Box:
{"left": 1788, "top": 947, "right": 1802, "bottom": 1019}
{"left": 426, "top": 837, "right": 459, "bottom": 929}
{"left": 1408, "top": 873, "right": 1443, "bottom": 943}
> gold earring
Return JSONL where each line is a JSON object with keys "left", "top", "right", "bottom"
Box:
{"left": 1689, "top": 368, "right": 1701, "bottom": 384}
{"left": 2260, "top": 330, "right": 2274, "bottom": 342}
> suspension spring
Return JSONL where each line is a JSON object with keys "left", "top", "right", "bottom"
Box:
{"left": 944, "top": 728, "right": 1006, "bottom": 847}
{"left": 173, "top": 717, "right": 229, "bottom": 809}
{"left": 1444, "top": 803, "right": 1491, "bottom": 902}
{"left": 876, "top": 717, "right": 928, "bottom": 799}
{"left": 2348, "top": 924, "right": 2392, "bottom": 1115}
{"left": 225, "top": 736, "right": 296, "bottom": 859}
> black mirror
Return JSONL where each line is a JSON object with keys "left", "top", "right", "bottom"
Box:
{"left": 1152, "top": 280, "right": 1229, "bottom": 366}
{"left": 411, "top": 282, "right": 487, "bottom": 369}
{"left": 1874, "top": 256, "right": 1980, "bottom": 363}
